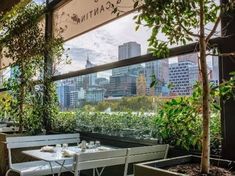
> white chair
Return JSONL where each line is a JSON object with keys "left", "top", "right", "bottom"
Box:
{"left": 124, "top": 144, "right": 169, "bottom": 176}
{"left": 5, "top": 133, "right": 80, "bottom": 176}
{"left": 73, "top": 148, "right": 128, "bottom": 176}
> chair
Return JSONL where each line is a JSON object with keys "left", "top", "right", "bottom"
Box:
{"left": 124, "top": 144, "right": 169, "bottom": 176}
{"left": 73, "top": 148, "right": 128, "bottom": 176}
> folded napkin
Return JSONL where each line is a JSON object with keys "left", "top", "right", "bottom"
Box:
{"left": 40, "top": 146, "right": 55, "bottom": 153}
{"left": 62, "top": 149, "right": 76, "bottom": 157}
{"left": 97, "top": 146, "right": 110, "bottom": 151}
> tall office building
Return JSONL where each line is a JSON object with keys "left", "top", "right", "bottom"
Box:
{"left": 169, "top": 61, "right": 199, "bottom": 95}
{"left": 57, "top": 82, "right": 71, "bottom": 109}
{"left": 145, "top": 59, "right": 169, "bottom": 95}
{"left": 113, "top": 42, "right": 142, "bottom": 76}
{"left": 118, "top": 42, "right": 141, "bottom": 60}
{"left": 107, "top": 74, "right": 136, "bottom": 97}
{"left": 85, "top": 87, "right": 106, "bottom": 103}
{"left": 84, "top": 57, "right": 97, "bottom": 88}
{"left": 108, "top": 42, "right": 141, "bottom": 97}
{"left": 70, "top": 88, "right": 86, "bottom": 108}
{"left": 178, "top": 53, "right": 198, "bottom": 64}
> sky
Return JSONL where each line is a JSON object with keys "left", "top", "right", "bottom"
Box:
{"left": 33, "top": 0, "right": 215, "bottom": 76}
{"left": 57, "top": 12, "right": 178, "bottom": 75}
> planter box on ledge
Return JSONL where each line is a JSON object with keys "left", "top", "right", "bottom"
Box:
{"left": 134, "top": 155, "right": 235, "bottom": 176}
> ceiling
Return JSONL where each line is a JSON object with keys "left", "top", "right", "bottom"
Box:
{"left": 0, "top": 0, "right": 20, "bottom": 14}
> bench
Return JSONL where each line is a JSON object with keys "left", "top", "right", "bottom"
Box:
{"left": 5, "top": 133, "right": 80, "bottom": 176}
{"left": 72, "top": 144, "right": 169, "bottom": 176}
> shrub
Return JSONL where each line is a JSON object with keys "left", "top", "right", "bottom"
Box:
{"left": 52, "top": 112, "right": 77, "bottom": 133}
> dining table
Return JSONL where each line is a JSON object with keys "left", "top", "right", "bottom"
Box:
{"left": 22, "top": 145, "right": 112, "bottom": 176}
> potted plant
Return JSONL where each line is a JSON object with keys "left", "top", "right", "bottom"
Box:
{"left": 112, "top": 0, "right": 235, "bottom": 175}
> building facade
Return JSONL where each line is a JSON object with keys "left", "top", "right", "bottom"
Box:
{"left": 169, "top": 61, "right": 199, "bottom": 95}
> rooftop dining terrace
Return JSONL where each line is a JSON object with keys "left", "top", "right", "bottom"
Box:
{"left": 0, "top": 0, "right": 235, "bottom": 176}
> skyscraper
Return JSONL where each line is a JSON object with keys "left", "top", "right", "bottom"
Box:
{"left": 145, "top": 59, "right": 169, "bottom": 95}
{"left": 57, "top": 82, "right": 71, "bottom": 109}
{"left": 84, "top": 57, "right": 97, "bottom": 88}
{"left": 107, "top": 74, "right": 136, "bottom": 97}
{"left": 178, "top": 53, "right": 198, "bottom": 64}
{"left": 113, "top": 42, "right": 142, "bottom": 76}
{"left": 118, "top": 42, "right": 141, "bottom": 60}
{"left": 108, "top": 42, "right": 142, "bottom": 97}
{"left": 169, "top": 61, "right": 199, "bottom": 96}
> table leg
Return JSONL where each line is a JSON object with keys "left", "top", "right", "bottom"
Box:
{"left": 96, "top": 167, "right": 105, "bottom": 176}
{"left": 48, "top": 162, "right": 55, "bottom": 176}
{"left": 58, "top": 160, "right": 65, "bottom": 176}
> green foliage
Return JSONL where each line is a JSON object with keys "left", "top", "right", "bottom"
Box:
{"left": 0, "top": 0, "right": 64, "bottom": 134}
{"left": 155, "top": 78, "right": 235, "bottom": 152}
{"left": 0, "top": 92, "right": 14, "bottom": 119}
{"left": 51, "top": 107, "right": 221, "bottom": 153}
{"left": 129, "top": 0, "right": 234, "bottom": 58}
{"left": 75, "top": 111, "right": 155, "bottom": 138}
{"left": 82, "top": 96, "right": 165, "bottom": 112}
{"left": 52, "top": 112, "right": 77, "bottom": 133}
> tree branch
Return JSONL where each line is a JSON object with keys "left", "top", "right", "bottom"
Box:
{"left": 206, "top": 52, "right": 235, "bottom": 57}
{"left": 174, "top": 7, "right": 200, "bottom": 38}
{"left": 206, "top": 15, "right": 221, "bottom": 43}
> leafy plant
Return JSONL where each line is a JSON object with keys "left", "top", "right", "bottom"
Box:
{"left": 112, "top": 0, "right": 235, "bottom": 173}
{"left": 0, "top": 0, "right": 64, "bottom": 134}
{"left": 0, "top": 92, "right": 14, "bottom": 120}
{"left": 52, "top": 112, "right": 77, "bottom": 133}
{"left": 155, "top": 77, "right": 234, "bottom": 154}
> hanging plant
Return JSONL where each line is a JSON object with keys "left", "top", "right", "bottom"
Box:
{"left": 0, "top": 0, "right": 65, "bottom": 134}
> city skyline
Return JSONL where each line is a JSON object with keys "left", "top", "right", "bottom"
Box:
{"left": 56, "top": 40, "right": 219, "bottom": 109}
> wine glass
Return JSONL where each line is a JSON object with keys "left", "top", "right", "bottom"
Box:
{"left": 95, "top": 140, "right": 101, "bottom": 148}
{"left": 62, "top": 143, "right": 68, "bottom": 151}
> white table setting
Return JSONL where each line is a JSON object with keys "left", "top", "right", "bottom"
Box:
{"left": 22, "top": 140, "right": 112, "bottom": 176}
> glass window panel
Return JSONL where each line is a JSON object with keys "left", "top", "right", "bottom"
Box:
{"left": 55, "top": 53, "right": 219, "bottom": 111}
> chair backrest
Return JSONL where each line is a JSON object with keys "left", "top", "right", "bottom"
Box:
{"left": 6, "top": 133, "right": 80, "bottom": 149}
{"left": 6, "top": 133, "right": 80, "bottom": 167}
{"left": 73, "top": 148, "right": 128, "bottom": 175}
{"left": 124, "top": 144, "right": 169, "bottom": 176}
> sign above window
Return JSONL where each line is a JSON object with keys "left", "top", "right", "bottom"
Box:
{"left": 53, "top": 0, "right": 135, "bottom": 41}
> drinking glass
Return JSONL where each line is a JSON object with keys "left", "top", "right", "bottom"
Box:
{"left": 95, "top": 140, "right": 101, "bottom": 148}
{"left": 89, "top": 141, "right": 95, "bottom": 149}
{"left": 62, "top": 143, "right": 68, "bottom": 151}
{"left": 55, "top": 144, "right": 61, "bottom": 154}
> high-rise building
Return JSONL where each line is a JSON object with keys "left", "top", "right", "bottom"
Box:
{"left": 70, "top": 88, "right": 86, "bottom": 108}
{"left": 169, "top": 61, "right": 199, "bottom": 95}
{"left": 118, "top": 42, "right": 141, "bottom": 60}
{"left": 86, "top": 87, "right": 106, "bottom": 103}
{"left": 145, "top": 59, "right": 169, "bottom": 95}
{"left": 57, "top": 82, "right": 71, "bottom": 109}
{"left": 178, "top": 53, "right": 198, "bottom": 64}
{"left": 113, "top": 42, "right": 142, "bottom": 76}
{"left": 84, "top": 57, "right": 97, "bottom": 88}
{"left": 107, "top": 74, "right": 136, "bottom": 97}
{"left": 107, "top": 42, "right": 142, "bottom": 97}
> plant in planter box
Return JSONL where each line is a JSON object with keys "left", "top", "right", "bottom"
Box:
{"left": 111, "top": 0, "right": 235, "bottom": 174}
{"left": 155, "top": 82, "right": 225, "bottom": 152}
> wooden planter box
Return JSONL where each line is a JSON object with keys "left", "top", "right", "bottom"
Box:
{"left": 134, "top": 155, "right": 235, "bottom": 176}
